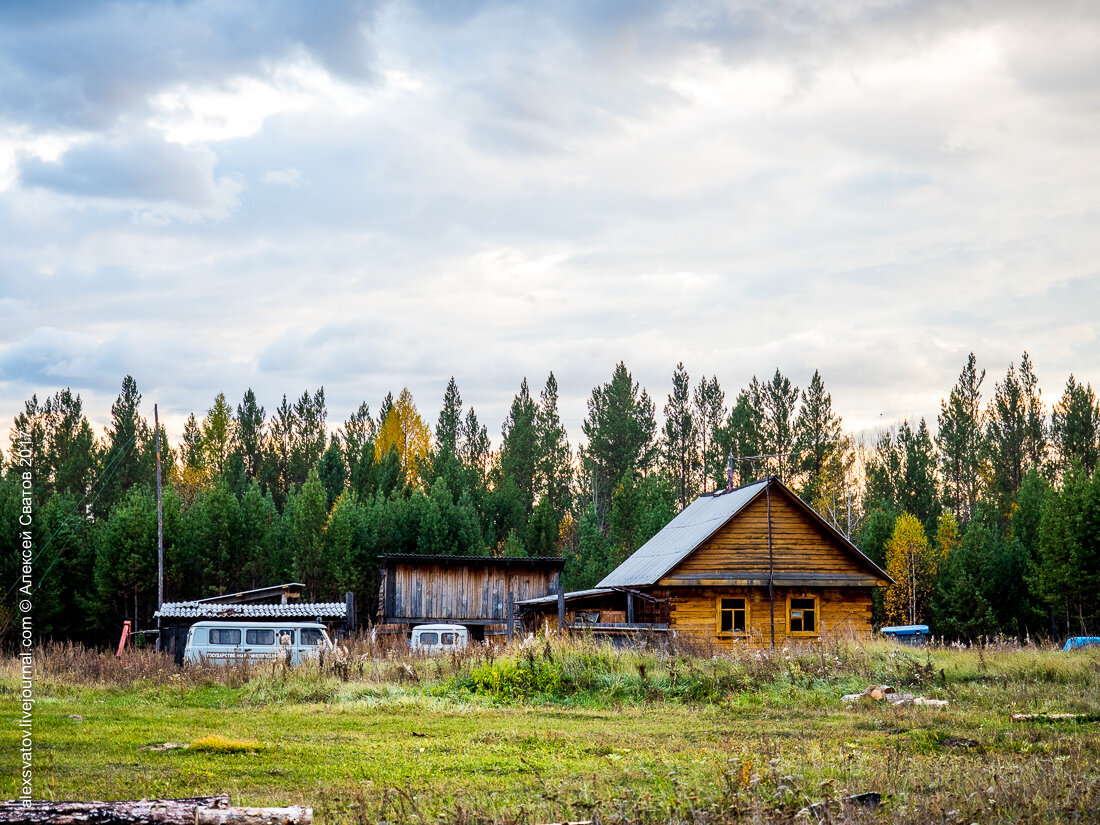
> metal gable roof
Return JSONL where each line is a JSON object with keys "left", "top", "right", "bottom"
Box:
{"left": 597, "top": 480, "right": 768, "bottom": 588}
{"left": 596, "top": 477, "right": 892, "bottom": 589}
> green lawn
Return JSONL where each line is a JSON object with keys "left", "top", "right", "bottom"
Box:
{"left": 3, "top": 640, "right": 1099, "bottom": 823}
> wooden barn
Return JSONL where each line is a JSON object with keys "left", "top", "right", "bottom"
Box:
{"left": 518, "top": 477, "right": 891, "bottom": 646}
{"left": 375, "top": 555, "right": 564, "bottom": 641}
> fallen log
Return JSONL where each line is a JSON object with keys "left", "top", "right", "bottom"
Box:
{"left": 0, "top": 797, "right": 311, "bottom": 825}
{"left": 196, "top": 806, "right": 312, "bottom": 824}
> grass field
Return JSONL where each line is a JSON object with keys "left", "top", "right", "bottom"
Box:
{"left": 2, "top": 636, "right": 1099, "bottom": 824}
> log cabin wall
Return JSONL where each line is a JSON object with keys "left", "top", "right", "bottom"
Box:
{"left": 667, "top": 586, "right": 873, "bottom": 647}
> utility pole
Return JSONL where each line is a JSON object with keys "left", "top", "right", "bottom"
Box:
{"left": 766, "top": 474, "right": 775, "bottom": 649}
{"left": 155, "top": 403, "right": 164, "bottom": 653}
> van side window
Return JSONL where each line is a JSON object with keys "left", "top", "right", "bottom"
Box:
{"left": 246, "top": 629, "right": 275, "bottom": 645}
{"left": 440, "top": 632, "right": 455, "bottom": 645}
{"left": 209, "top": 628, "right": 241, "bottom": 645}
{"left": 419, "top": 632, "right": 438, "bottom": 645}
{"left": 300, "top": 628, "right": 325, "bottom": 646}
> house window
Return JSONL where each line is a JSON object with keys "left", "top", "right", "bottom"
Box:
{"left": 788, "top": 597, "right": 818, "bottom": 635}
{"left": 718, "top": 597, "right": 748, "bottom": 634}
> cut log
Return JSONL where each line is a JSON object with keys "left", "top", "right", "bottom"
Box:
{"left": 0, "top": 796, "right": 229, "bottom": 824}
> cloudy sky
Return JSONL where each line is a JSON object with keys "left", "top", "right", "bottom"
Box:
{"left": 1, "top": 0, "right": 1097, "bottom": 449}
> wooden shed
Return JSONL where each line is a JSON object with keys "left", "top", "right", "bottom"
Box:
{"left": 518, "top": 477, "right": 891, "bottom": 647}
{"left": 376, "top": 555, "right": 564, "bottom": 641}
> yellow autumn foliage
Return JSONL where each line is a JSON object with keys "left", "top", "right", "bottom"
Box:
{"left": 884, "top": 513, "right": 936, "bottom": 626}
{"left": 375, "top": 388, "right": 431, "bottom": 487}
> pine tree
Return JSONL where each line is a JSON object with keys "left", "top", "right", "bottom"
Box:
{"left": 536, "top": 372, "right": 573, "bottom": 514}
{"left": 937, "top": 353, "right": 986, "bottom": 525}
{"left": 435, "top": 377, "right": 463, "bottom": 459}
{"left": 898, "top": 419, "right": 940, "bottom": 534}
{"left": 794, "top": 370, "right": 841, "bottom": 503}
{"left": 289, "top": 388, "right": 327, "bottom": 488}
{"left": 986, "top": 356, "right": 1047, "bottom": 515}
{"left": 500, "top": 378, "right": 539, "bottom": 518}
{"left": 263, "top": 394, "right": 296, "bottom": 507}
{"left": 42, "top": 389, "right": 98, "bottom": 501}
{"left": 581, "top": 362, "right": 657, "bottom": 523}
{"left": 716, "top": 388, "right": 765, "bottom": 486}
{"left": 318, "top": 436, "right": 347, "bottom": 508}
{"left": 233, "top": 389, "right": 266, "bottom": 480}
{"left": 97, "top": 376, "right": 150, "bottom": 517}
{"left": 287, "top": 469, "right": 333, "bottom": 600}
{"left": 693, "top": 375, "right": 726, "bottom": 491}
{"left": 1051, "top": 374, "right": 1099, "bottom": 476}
{"left": 461, "top": 407, "right": 491, "bottom": 481}
{"left": 201, "top": 392, "right": 235, "bottom": 478}
{"left": 760, "top": 370, "right": 800, "bottom": 482}
{"left": 661, "top": 362, "right": 697, "bottom": 511}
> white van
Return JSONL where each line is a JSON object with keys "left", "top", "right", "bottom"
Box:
{"left": 183, "top": 621, "right": 333, "bottom": 665}
{"left": 409, "top": 623, "right": 468, "bottom": 654}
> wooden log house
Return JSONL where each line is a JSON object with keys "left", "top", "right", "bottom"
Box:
{"left": 518, "top": 477, "right": 892, "bottom": 646}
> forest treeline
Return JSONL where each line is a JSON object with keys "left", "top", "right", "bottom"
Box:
{"left": 2, "top": 354, "right": 1098, "bottom": 644}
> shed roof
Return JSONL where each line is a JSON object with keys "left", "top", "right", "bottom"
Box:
{"left": 154, "top": 602, "right": 346, "bottom": 620}
{"left": 381, "top": 554, "right": 564, "bottom": 570}
{"left": 597, "top": 477, "right": 890, "bottom": 588}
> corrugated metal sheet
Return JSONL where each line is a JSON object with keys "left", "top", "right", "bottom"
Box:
{"left": 597, "top": 480, "right": 768, "bottom": 588}
{"left": 154, "top": 602, "right": 346, "bottom": 620}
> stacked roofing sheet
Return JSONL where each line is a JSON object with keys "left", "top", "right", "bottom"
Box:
{"left": 154, "top": 602, "right": 346, "bottom": 620}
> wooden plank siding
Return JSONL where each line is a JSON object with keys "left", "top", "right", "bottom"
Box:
{"left": 383, "top": 559, "right": 561, "bottom": 624}
{"left": 668, "top": 492, "right": 880, "bottom": 579}
{"left": 668, "top": 586, "right": 873, "bottom": 647}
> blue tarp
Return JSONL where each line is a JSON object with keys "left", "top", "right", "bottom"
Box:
{"left": 1063, "top": 637, "right": 1100, "bottom": 651}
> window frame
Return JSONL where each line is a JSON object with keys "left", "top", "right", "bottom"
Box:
{"left": 209, "top": 628, "right": 241, "bottom": 646}
{"left": 715, "top": 595, "right": 749, "bottom": 635}
{"left": 245, "top": 629, "right": 275, "bottom": 646}
{"left": 786, "top": 594, "right": 819, "bottom": 637}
